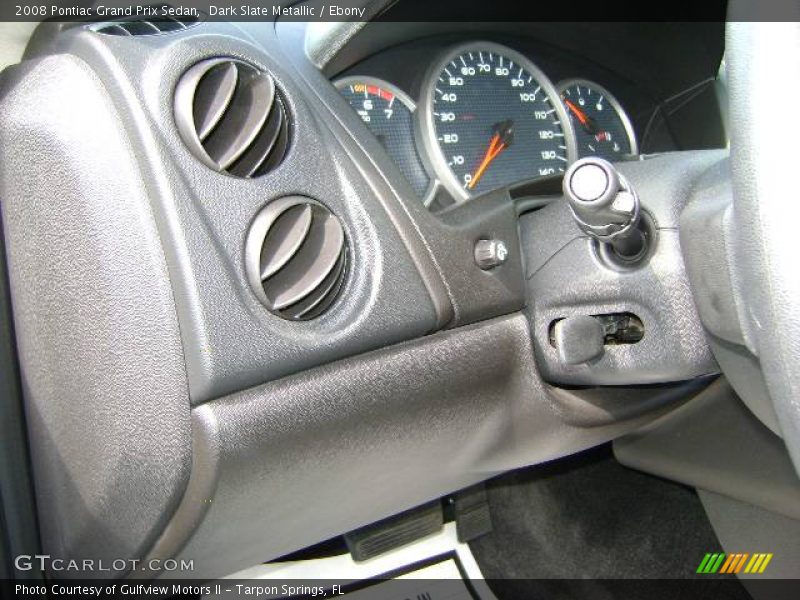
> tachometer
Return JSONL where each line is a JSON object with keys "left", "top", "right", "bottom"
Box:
{"left": 335, "top": 77, "right": 431, "bottom": 200}
{"left": 420, "top": 42, "right": 575, "bottom": 201}
{"left": 557, "top": 79, "right": 638, "bottom": 160}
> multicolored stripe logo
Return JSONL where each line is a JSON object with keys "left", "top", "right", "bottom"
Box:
{"left": 696, "top": 552, "right": 773, "bottom": 574}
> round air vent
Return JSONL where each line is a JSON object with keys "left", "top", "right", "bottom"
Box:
{"left": 245, "top": 197, "right": 348, "bottom": 320}
{"left": 175, "top": 58, "right": 289, "bottom": 178}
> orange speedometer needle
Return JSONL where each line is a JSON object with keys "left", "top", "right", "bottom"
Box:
{"left": 468, "top": 135, "right": 503, "bottom": 190}
{"left": 468, "top": 120, "right": 514, "bottom": 190}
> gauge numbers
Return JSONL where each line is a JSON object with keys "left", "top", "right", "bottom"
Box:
{"left": 422, "top": 42, "right": 575, "bottom": 200}
{"left": 558, "top": 79, "right": 638, "bottom": 160}
{"left": 335, "top": 77, "right": 431, "bottom": 200}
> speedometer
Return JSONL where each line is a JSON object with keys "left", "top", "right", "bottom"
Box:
{"left": 420, "top": 42, "right": 575, "bottom": 201}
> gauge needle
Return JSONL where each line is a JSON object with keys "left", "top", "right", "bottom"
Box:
{"left": 564, "top": 98, "right": 602, "bottom": 136}
{"left": 468, "top": 119, "right": 514, "bottom": 190}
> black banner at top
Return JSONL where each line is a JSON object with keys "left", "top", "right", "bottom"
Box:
{"left": 2, "top": 0, "right": 800, "bottom": 24}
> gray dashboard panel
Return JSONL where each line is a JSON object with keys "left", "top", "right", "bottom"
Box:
{"left": 615, "top": 378, "right": 800, "bottom": 521}
{"left": 521, "top": 151, "right": 723, "bottom": 385}
{"left": 25, "top": 22, "right": 441, "bottom": 405}
{"left": 724, "top": 21, "right": 800, "bottom": 469}
{"left": 0, "top": 55, "right": 191, "bottom": 575}
{"left": 680, "top": 158, "right": 782, "bottom": 435}
{"left": 0, "top": 18, "right": 731, "bottom": 580}
{"left": 144, "top": 314, "right": 694, "bottom": 580}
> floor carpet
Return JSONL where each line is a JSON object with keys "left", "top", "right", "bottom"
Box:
{"left": 469, "top": 444, "right": 752, "bottom": 600}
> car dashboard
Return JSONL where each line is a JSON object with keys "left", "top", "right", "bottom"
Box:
{"left": 326, "top": 23, "right": 726, "bottom": 210}
{"left": 0, "top": 13, "right": 736, "bottom": 582}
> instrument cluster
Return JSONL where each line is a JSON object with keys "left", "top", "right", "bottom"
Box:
{"left": 334, "top": 41, "right": 638, "bottom": 209}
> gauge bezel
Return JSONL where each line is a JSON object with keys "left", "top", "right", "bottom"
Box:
{"left": 419, "top": 41, "right": 577, "bottom": 202}
{"left": 556, "top": 78, "right": 639, "bottom": 158}
{"left": 334, "top": 76, "right": 436, "bottom": 206}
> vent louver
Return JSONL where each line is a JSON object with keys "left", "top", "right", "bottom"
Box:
{"left": 95, "top": 13, "right": 199, "bottom": 36}
{"left": 175, "top": 58, "right": 290, "bottom": 178}
{"left": 245, "top": 197, "right": 348, "bottom": 320}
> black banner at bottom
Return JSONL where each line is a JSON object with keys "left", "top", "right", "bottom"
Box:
{"left": 4, "top": 578, "right": 800, "bottom": 600}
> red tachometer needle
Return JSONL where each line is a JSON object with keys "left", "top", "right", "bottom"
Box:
{"left": 564, "top": 98, "right": 606, "bottom": 139}
{"left": 564, "top": 98, "right": 589, "bottom": 125}
{"left": 468, "top": 120, "right": 514, "bottom": 190}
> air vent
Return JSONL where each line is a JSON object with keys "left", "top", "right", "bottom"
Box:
{"left": 94, "top": 8, "right": 199, "bottom": 36}
{"left": 245, "top": 197, "right": 347, "bottom": 320}
{"left": 175, "top": 58, "right": 290, "bottom": 178}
